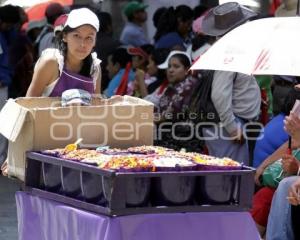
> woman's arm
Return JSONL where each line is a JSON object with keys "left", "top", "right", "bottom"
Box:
{"left": 288, "top": 177, "right": 300, "bottom": 205}
{"left": 26, "top": 56, "right": 59, "bottom": 97}
{"left": 255, "top": 141, "right": 289, "bottom": 185}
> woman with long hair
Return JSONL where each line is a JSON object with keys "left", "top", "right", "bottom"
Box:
{"left": 26, "top": 8, "right": 101, "bottom": 97}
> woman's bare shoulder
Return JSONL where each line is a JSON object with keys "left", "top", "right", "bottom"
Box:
{"left": 37, "top": 48, "right": 61, "bottom": 68}
{"left": 35, "top": 53, "right": 59, "bottom": 73}
{"left": 33, "top": 50, "right": 60, "bottom": 85}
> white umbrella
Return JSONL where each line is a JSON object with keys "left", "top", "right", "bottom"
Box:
{"left": 191, "top": 17, "right": 300, "bottom": 76}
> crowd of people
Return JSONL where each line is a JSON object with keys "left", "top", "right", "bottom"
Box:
{"left": 1, "top": 0, "right": 300, "bottom": 239}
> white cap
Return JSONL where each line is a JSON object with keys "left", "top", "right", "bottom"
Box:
{"left": 158, "top": 50, "right": 191, "bottom": 69}
{"left": 61, "top": 89, "right": 92, "bottom": 107}
{"left": 64, "top": 8, "right": 99, "bottom": 32}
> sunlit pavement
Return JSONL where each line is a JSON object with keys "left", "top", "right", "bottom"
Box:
{"left": 0, "top": 175, "right": 19, "bottom": 240}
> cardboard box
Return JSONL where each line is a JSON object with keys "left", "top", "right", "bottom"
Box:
{"left": 0, "top": 96, "right": 154, "bottom": 181}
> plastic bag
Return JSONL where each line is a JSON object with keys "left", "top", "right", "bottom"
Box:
{"left": 262, "top": 149, "right": 300, "bottom": 188}
{"left": 261, "top": 159, "right": 284, "bottom": 188}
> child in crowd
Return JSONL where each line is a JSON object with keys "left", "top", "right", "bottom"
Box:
{"left": 104, "top": 47, "right": 134, "bottom": 97}
{"left": 134, "top": 48, "right": 169, "bottom": 100}
{"left": 126, "top": 44, "right": 153, "bottom": 96}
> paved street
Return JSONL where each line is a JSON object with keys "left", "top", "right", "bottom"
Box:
{"left": 0, "top": 175, "right": 19, "bottom": 240}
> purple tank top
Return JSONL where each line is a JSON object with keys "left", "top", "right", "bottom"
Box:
{"left": 49, "top": 68, "right": 94, "bottom": 97}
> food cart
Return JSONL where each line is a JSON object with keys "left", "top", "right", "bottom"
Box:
{"left": 0, "top": 96, "right": 260, "bottom": 240}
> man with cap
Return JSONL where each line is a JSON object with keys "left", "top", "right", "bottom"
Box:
{"left": 199, "top": 2, "right": 261, "bottom": 165}
{"left": 120, "top": 1, "right": 149, "bottom": 47}
{"left": 35, "top": 2, "right": 65, "bottom": 56}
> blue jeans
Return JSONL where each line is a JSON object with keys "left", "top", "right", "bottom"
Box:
{"left": 266, "top": 176, "right": 297, "bottom": 240}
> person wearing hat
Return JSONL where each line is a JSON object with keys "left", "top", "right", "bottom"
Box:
{"left": 26, "top": 8, "right": 101, "bottom": 97}
{"left": 36, "top": 2, "right": 66, "bottom": 56}
{"left": 126, "top": 44, "right": 153, "bottom": 96}
{"left": 134, "top": 47, "right": 169, "bottom": 98}
{"left": 152, "top": 50, "right": 196, "bottom": 118}
{"left": 199, "top": 2, "right": 261, "bottom": 165}
{"left": 149, "top": 50, "right": 200, "bottom": 151}
{"left": 120, "top": 1, "right": 149, "bottom": 47}
{"left": 52, "top": 14, "right": 68, "bottom": 46}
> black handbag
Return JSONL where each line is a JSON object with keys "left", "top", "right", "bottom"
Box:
{"left": 188, "top": 70, "right": 220, "bottom": 123}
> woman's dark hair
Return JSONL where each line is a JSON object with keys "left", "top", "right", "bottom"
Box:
{"left": 152, "top": 48, "right": 170, "bottom": 65}
{"left": 56, "top": 26, "right": 93, "bottom": 77}
{"left": 45, "top": 3, "right": 64, "bottom": 25}
{"left": 110, "top": 48, "right": 132, "bottom": 68}
{"left": 96, "top": 11, "right": 112, "bottom": 33}
{"left": 152, "top": 7, "right": 167, "bottom": 28}
{"left": 170, "top": 53, "right": 191, "bottom": 69}
{"left": 154, "top": 7, "right": 176, "bottom": 42}
{"left": 147, "top": 48, "right": 169, "bottom": 93}
{"left": 140, "top": 44, "right": 154, "bottom": 56}
{"left": 281, "top": 87, "right": 300, "bottom": 115}
{"left": 175, "top": 5, "right": 194, "bottom": 23}
{"left": 154, "top": 5, "right": 193, "bottom": 42}
{"left": 0, "top": 5, "right": 21, "bottom": 24}
{"left": 193, "top": 4, "right": 208, "bottom": 19}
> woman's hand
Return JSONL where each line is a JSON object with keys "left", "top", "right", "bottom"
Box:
{"left": 134, "top": 69, "right": 145, "bottom": 87}
{"left": 284, "top": 112, "right": 300, "bottom": 143}
{"left": 230, "top": 127, "right": 245, "bottom": 144}
{"left": 255, "top": 165, "right": 265, "bottom": 186}
{"left": 134, "top": 69, "right": 148, "bottom": 97}
{"left": 282, "top": 154, "right": 300, "bottom": 175}
{"left": 288, "top": 177, "right": 300, "bottom": 205}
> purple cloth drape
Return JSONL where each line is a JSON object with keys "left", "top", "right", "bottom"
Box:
{"left": 16, "top": 191, "right": 260, "bottom": 240}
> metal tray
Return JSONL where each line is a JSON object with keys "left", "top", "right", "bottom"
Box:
{"left": 24, "top": 152, "right": 255, "bottom": 216}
